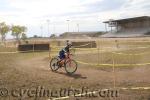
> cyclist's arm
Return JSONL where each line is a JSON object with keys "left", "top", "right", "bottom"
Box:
{"left": 63, "top": 46, "right": 70, "bottom": 58}
{"left": 65, "top": 51, "right": 70, "bottom": 58}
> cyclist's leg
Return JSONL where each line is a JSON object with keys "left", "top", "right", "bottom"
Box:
{"left": 59, "top": 56, "right": 65, "bottom": 66}
{"left": 58, "top": 52, "right": 65, "bottom": 67}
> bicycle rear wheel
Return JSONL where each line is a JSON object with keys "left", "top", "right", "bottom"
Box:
{"left": 65, "top": 59, "right": 78, "bottom": 74}
{"left": 50, "top": 57, "right": 60, "bottom": 71}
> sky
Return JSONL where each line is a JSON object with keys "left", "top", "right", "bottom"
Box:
{"left": 0, "top": 0, "right": 150, "bottom": 38}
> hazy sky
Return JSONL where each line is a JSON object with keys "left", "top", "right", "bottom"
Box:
{"left": 0, "top": 0, "right": 150, "bottom": 37}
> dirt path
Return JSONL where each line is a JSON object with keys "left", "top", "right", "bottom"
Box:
{"left": 17, "top": 55, "right": 114, "bottom": 88}
{"left": 6, "top": 55, "right": 150, "bottom": 100}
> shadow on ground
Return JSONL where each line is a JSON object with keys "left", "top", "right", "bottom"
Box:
{"left": 53, "top": 71, "right": 87, "bottom": 79}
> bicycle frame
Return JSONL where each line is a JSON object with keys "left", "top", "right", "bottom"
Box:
{"left": 58, "top": 53, "right": 73, "bottom": 67}
{"left": 64, "top": 53, "right": 72, "bottom": 63}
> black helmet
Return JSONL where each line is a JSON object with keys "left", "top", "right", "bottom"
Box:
{"left": 66, "top": 40, "right": 72, "bottom": 47}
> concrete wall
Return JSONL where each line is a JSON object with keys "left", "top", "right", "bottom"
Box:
{"left": 18, "top": 44, "right": 50, "bottom": 52}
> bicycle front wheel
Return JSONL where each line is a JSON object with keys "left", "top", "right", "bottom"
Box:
{"left": 65, "top": 59, "right": 78, "bottom": 74}
{"left": 50, "top": 57, "right": 60, "bottom": 71}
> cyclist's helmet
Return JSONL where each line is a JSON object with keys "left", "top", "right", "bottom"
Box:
{"left": 66, "top": 40, "right": 72, "bottom": 47}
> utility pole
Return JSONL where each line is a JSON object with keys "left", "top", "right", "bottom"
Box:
{"left": 77, "top": 23, "right": 79, "bottom": 32}
{"left": 53, "top": 23, "right": 55, "bottom": 34}
{"left": 47, "top": 19, "right": 50, "bottom": 37}
{"left": 66, "top": 20, "right": 70, "bottom": 32}
{"left": 40, "top": 25, "right": 43, "bottom": 37}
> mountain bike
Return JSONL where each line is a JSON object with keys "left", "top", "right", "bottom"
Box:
{"left": 50, "top": 53, "right": 78, "bottom": 74}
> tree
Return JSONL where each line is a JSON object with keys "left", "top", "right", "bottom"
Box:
{"left": 0, "top": 22, "right": 10, "bottom": 42}
{"left": 50, "top": 34, "right": 56, "bottom": 38}
{"left": 11, "top": 25, "right": 27, "bottom": 44}
{"left": 21, "top": 33, "right": 28, "bottom": 44}
{"left": 21, "top": 33, "right": 27, "bottom": 41}
{"left": 33, "top": 35, "right": 38, "bottom": 38}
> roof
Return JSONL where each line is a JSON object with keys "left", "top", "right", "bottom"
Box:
{"left": 103, "top": 16, "right": 150, "bottom": 23}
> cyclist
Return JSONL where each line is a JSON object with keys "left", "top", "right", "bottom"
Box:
{"left": 58, "top": 40, "right": 72, "bottom": 67}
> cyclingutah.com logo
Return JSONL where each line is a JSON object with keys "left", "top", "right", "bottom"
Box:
{"left": 0, "top": 86, "right": 119, "bottom": 99}
{"left": 0, "top": 88, "right": 9, "bottom": 97}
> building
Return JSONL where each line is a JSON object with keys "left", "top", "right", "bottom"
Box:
{"left": 102, "top": 16, "right": 150, "bottom": 37}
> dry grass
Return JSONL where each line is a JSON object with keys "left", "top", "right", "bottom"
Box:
{"left": 0, "top": 46, "right": 17, "bottom": 52}
{"left": 1, "top": 38, "right": 150, "bottom": 100}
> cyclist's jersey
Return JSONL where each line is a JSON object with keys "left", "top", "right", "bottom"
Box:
{"left": 62, "top": 46, "right": 70, "bottom": 53}
{"left": 59, "top": 46, "right": 70, "bottom": 59}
